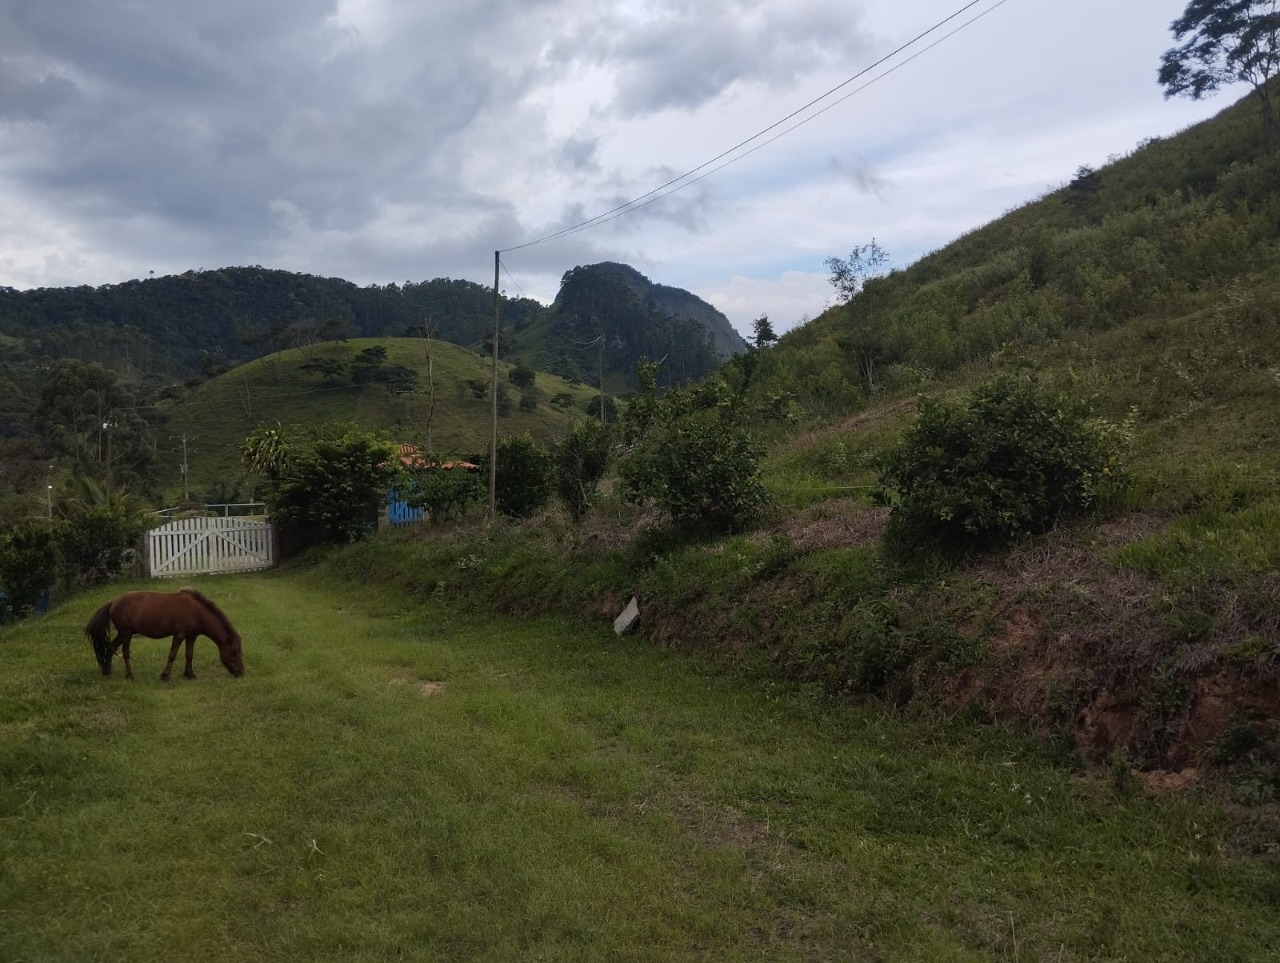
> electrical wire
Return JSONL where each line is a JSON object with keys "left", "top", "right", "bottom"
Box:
{"left": 501, "top": 0, "right": 1007, "bottom": 253}
{"left": 545, "top": 0, "right": 1015, "bottom": 237}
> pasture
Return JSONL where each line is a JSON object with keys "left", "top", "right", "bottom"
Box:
{"left": 1, "top": 573, "right": 1278, "bottom": 961}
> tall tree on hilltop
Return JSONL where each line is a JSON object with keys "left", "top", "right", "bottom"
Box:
{"left": 825, "top": 240, "right": 890, "bottom": 392}
{"left": 1159, "top": 0, "right": 1280, "bottom": 144}
{"left": 752, "top": 315, "right": 777, "bottom": 349}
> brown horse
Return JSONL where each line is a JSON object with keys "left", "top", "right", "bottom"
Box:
{"left": 86, "top": 588, "right": 245, "bottom": 680}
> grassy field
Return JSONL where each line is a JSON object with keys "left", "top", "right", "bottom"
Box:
{"left": 2, "top": 573, "right": 1278, "bottom": 962}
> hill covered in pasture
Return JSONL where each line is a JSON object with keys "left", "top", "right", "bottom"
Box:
{"left": 159, "top": 337, "right": 599, "bottom": 500}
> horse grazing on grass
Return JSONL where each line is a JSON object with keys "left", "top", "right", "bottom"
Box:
{"left": 86, "top": 588, "right": 245, "bottom": 681}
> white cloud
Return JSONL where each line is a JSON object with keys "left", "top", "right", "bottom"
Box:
{"left": 0, "top": 0, "right": 1247, "bottom": 334}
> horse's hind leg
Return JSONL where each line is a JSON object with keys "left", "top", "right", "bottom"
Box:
{"left": 183, "top": 636, "right": 197, "bottom": 680}
{"left": 161, "top": 635, "right": 182, "bottom": 681}
{"left": 119, "top": 633, "right": 135, "bottom": 680}
{"left": 106, "top": 631, "right": 134, "bottom": 679}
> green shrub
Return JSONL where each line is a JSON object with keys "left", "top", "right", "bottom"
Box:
{"left": 487, "top": 434, "right": 553, "bottom": 519}
{"left": 508, "top": 364, "right": 536, "bottom": 389}
{"left": 0, "top": 520, "right": 60, "bottom": 619}
{"left": 617, "top": 363, "right": 769, "bottom": 535}
{"left": 555, "top": 419, "right": 611, "bottom": 521}
{"left": 56, "top": 506, "right": 145, "bottom": 587}
{"left": 879, "top": 376, "right": 1128, "bottom": 552}
{"left": 619, "top": 407, "right": 768, "bottom": 534}
{"left": 265, "top": 427, "right": 402, "bottom": 543}
{"left": 407, "top": 465, "right": 484, "bottom": 522}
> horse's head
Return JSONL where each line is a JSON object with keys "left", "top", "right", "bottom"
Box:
{"left": 219, "top": 631, "right": 246, "bottom": 678}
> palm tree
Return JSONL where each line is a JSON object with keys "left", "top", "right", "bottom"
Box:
{"left": 241, "top": 423, "right": 294, "bottom": 481}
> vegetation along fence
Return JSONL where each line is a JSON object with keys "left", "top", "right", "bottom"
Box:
{"left": 147, "top": 515, "right": 275, "bottom": 578}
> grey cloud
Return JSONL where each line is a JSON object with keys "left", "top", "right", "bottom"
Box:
{"left": 0, "top": 0, "right": 522, "bottom": 255}
{"left": 0, "top": 65, "right": 81, "bottom": 120}
{"left": 557, "top": 135, "right": 600, "bottom": 173}
{"left": 547, "top": 0, "right": 872, "bottom": 117}
{"left": 828, "top": 156, "right": 887, "bottom": 196}
{"left": 0, "top": 0, "right": 877, "bottom": 294}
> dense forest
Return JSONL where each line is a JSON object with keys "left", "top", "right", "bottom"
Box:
{"left": 0, "top": 269, "right": 545, "bottom": 381}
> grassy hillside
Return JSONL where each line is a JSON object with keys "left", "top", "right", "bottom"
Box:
{"left": 761, "top": 79, "right": 1280, "bottom": 425}
{"left": 160, "top": 337, "right": 598, "bottom": 500}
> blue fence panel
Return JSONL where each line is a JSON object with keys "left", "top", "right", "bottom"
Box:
{"left": 386, "top": 493, "right": 423, "bottom": 526}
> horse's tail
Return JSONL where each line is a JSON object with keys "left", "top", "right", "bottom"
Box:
{"left": 85, "top": 602, "right": 114, "bottom": 675}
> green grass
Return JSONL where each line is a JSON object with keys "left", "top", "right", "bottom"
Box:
{"left": 2, "top": 573, "right": 1279, "bottom": 961}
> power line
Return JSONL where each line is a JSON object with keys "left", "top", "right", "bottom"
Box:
{"left": 501, "top": 0, "right": 1008, "bottom": 253}
{"left": 499, "top": 260, "right": 527, "bottom": 300}
{"left": 552, "top": 0, "right": 1015, "bottom": 236}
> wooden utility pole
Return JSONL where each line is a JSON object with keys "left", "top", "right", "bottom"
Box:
{"left": 598, "top": 331, "right": 606, "bottom": 423}
{"left": 181, "top": 434, "right": 190, "bottom": 501}
{"left": 488, "top": 251, "right": 499, "bottom": 522}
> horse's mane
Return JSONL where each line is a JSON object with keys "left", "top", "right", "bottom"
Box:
{"left": 177, "top": 587, "right": 241, "bottom": 644}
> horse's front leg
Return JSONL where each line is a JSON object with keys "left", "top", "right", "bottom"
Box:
{"left": 161, "top": 635, "right": 182, "bottom": 681}
{"left": 183, "top": 636, "right": 197, "bottom": 679}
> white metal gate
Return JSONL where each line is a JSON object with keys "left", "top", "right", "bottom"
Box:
{"left": 147, "top": 516, "right": 275, "bottom": 578}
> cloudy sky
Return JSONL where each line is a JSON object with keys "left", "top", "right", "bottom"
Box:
{"left": 0, "top": 0, "right": 1249, "bottom": 336}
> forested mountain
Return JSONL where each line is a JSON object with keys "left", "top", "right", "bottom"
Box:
{"left": 505, "top": 262, "right": 748, "bottom": 392}
{"left": 0, "top": 268, "right": 544, "bottom": 382}
{"left": 0, "top": 259, "right": 744, "bottom": 511}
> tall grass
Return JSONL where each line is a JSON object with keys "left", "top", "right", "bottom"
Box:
{"left": 2, "top": 573, "right": 1279, "bottom": 961}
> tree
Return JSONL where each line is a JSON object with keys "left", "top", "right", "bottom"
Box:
{"left": 277, "top": 316, "right": 351, "bottom": 360}
{"left": 241, "top": 423, "right": 294, "bottom": 481}
{"left": 825, "top": 240, "right": 891, "bottom": 391}
{"left": 508, "top": 364, "right": 537, "bottom": 389}
{"left": 751, "top": 314, "right": 778, "bottom": 349}
{"left": 300, "top": 357, "right": 348, "bottom": 380}
{"left": 0, "top": 520, "right": 60, "bottom": 620}
{"left": 56, "top": 506, "right": 145, "bottom": 587}
{"left": 406, "top": 465, "right": 483, "bottom": 522}
{"left": 825, "top": 239, "right": 889, "bottom": 304}
{"left": 1159, "top": 0, "right": 1280, "bottom": 143}
{"left": 351, "top": 345, "right": 390, "bottom": 384}
{"left": 35, "top": 360, "right": 131, "bottom": 466}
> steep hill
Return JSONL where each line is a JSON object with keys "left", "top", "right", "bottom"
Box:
{"left": 506, "top": 262, "right": 747, "bottom": 392}
{"left": 159, "top": 337, "right": 597, "bottom": 500}
{"left": 759, "top": 79, "right": 1280, "bottom": 423}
